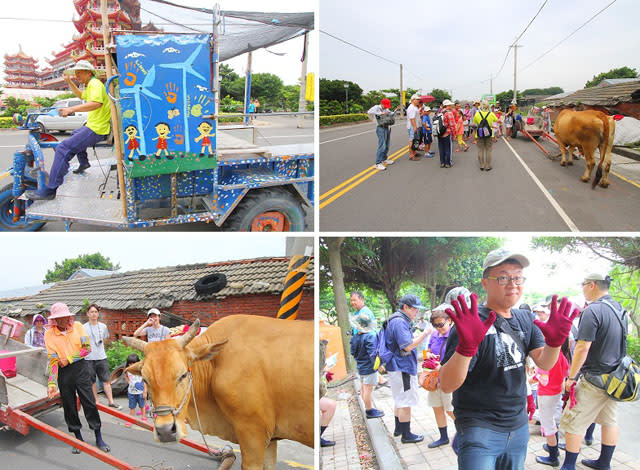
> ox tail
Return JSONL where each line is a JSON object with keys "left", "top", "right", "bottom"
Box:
{"left": 591, "top": 114, "right": 614, "bottom": 189}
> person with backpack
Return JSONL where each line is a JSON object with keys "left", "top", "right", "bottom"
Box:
{"left": 406, "top": 94, "right": 422, "bottom": 161}
{"left": 438, "top": 248, "right": 579, "bottom": 470}
{"left": 367, "top": 98, "right": 398, "bottom": 171}
{"left": 384, "top": 294, "right": 430, "bottom": 444}
{"left": 349, "top": 312, "right": 385, "bottom": 419}
{"left": 558, "top": 273, "right": 627, "bottom": 470}
{"left": 472, "top": 101, "right": 499, "bottom": 171}
{"left": 435, "top": 99, "right": 456, "bottom": 168}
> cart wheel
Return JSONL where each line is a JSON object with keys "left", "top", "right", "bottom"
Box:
{"left": 224, "top": 187, "right": 306, "bottom": 232}
{"left": 0, "top": 184, "right": 45, "bottom": 231}
{"left": 194, "top": 273, "right": 227, "bottom": 295}
{"left": 36, "top": 122, "right": 46, "bottom": 134}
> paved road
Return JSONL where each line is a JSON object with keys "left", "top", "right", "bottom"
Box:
{"left": 320, "top": 120, "right": 640, "bottom": 231}
{"left": 0, "top": 394, "right": 313, "bottom": 470}
{"left": 0, "top": 115, "right": 314, "bottom": 232}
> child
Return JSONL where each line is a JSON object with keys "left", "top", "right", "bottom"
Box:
{"left": 535, "top": 339, "right": 571, "bottom": 466}
{"left": 125, "top": 353, "right": 147, "bottom": 427}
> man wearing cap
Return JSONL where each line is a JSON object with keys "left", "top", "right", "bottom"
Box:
{"left": 438, "top": 99, "right": 456, "bottom": 168}
{"left": 439, "top": 248, "right": 579, "bottom": 470}
{"left": 558, "top": 273, "right": 624, "bottom": 470}
{"left": 27, "top": 60, "right": 111, "bottom": 200}
{"left": 406, "top": 94, "right": 422, "bottom": 161}
{"left": 349, "top": 312, "right": 385, "bottom": 419}
{"left": 133, "top": 308, "right": 171, "bottom": 342}
{"left": 385, "top": 294, "right": 430, "bottom": 443}
{"left": 44, "top": 302, "right": 111, "bottom": 453}
{"left": 367, "top": 98, "right": 398, "bottom": 171}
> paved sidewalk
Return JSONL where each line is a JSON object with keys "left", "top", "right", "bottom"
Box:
{"left": 324, "top": 381, "right": 640, "bottom": 469}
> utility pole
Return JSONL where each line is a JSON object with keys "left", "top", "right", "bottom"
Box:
{"left": 399, "top": 64, "right": 404, "bottom": 108}
{"left": 490, "top": 75, "right": 493, "bottom": 95}
{"left": 297, "top": 32, "right": 309, "bottom": 128}
{"left": 244, "top": 51, "right": 252, "bottom": 126}
{"left": 512, "top": 43, "right": 522, "bottom": 104}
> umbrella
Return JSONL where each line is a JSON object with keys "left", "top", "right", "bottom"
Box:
{"left": 421, "top": 95, "right": 435, "bottom": 103}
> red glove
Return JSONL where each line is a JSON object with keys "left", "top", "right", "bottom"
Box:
{"left": 568, "top": 382, "right": 577, "bottom": 409}
{"left": 446, "top": 293, "right": 496, "bottom": 357}
{"left": 422, "top": 358, "right": 440, "bottom": 370}
{"left": 325, "top": 371, "right": 334, "bottom": 382}
{"left": 527, "top": 394, "right": 536, "bottom": 420}
{"left": 534, "top": 295, "right": 580, "bottom": 347}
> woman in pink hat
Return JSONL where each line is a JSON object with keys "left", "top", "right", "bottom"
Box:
{"left": 44, "top": 302, "right": 110, "bottom": 454}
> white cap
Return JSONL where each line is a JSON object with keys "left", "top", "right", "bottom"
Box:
{"left": 64, "top": 60, "right": 96, "bottom": 76}
{"left": 442, "top": 99, "right": 454, "bottom": 107}
{"left": 147, "top": 308, "right": 161, "bottom": 317}
{"left": 410, "top": 93, "right": 421, "bottom": 101}
{"left": 483, "top": 248, "right": 530, "bottom": 271}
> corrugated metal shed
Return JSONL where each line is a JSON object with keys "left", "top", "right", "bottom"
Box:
{"left": 3, "top": 257, "right": 314, "bottom": 318}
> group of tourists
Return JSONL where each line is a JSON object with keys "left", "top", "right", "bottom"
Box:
{"left": 343, "top": 247, "right": 630, "bottom": 470}
{"left": 23, "top": 304, "right": 172, "bottom": 454}
{"left": 368, "top": 96, "right": 519, "bottom": 172}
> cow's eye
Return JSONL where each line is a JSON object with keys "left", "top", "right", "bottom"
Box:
{"left": 178, "top": 372, "right": 188, "bottom": 382}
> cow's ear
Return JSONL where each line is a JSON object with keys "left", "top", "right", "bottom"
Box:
{"left": 187, "top": 339, "right": 228, "bottom": 363}
{"left": 126, "top": 361, "right": 143, "bottom": 376}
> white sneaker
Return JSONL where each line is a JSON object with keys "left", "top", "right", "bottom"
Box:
{"left": 383, "top": 159, "right": 395, "bottom": 165}
{"left": 375, "top": 163, "right": 386, "bottom": 170}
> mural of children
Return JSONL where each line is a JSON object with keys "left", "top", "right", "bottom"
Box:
{"left": 124, "top": 125, "right": 141, "bottom": 161}
{"left": 194, "top": 121, "right": 215, "bottom": 157}
{"left": 152, "top": 122, "right": 171, "bottom": 157}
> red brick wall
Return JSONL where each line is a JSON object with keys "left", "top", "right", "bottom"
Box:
{"left": 89, "top": 289, "right": 313, "bottom": 342}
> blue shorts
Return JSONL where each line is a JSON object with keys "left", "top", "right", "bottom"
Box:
{"left": 408, "top": 128, "right": 416, "bottom": 140}
{"left": 128, "top": 393, "right": 145, "bottom": 410}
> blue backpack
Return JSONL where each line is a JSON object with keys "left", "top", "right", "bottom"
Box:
{"left": 371, "top": 313, "right": 403, "bottom": 370}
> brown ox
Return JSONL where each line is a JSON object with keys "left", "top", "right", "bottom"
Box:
{"left": 553, "top": 109, "right": 615, "bottom": 188}
{"left": 123, "top": 315, "right": 313, "bottom": 470}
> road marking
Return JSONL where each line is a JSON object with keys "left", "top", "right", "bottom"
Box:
{"left": 503, "top": 137, "right": 579, "bottom": 232}
{"left": 320, "top": 128, "right": 375, "bottom": 144}
{"left": 259, "top": 134, "right": 314, "bottom": 138}
{"left": 281, "top": 460, "right": 314, "bottom": 469}
{"left": 0, "top": 145, "right": 23, "bottom": 148}
{"left": 611, "top": 170, "right": 640, "bottom": 190}
{"left": 320, "top": 145, "right": 408, "bottom": 201}
{"left": 320, "top": 145, "right": 409, "bottom": 209}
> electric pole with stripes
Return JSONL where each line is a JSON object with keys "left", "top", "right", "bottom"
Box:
{"left": 277, "top": 246, "right": 313, "bottom": 320}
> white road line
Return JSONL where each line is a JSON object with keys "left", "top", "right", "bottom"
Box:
{"left": 259, "top": 135, "right": 314, "bottom": 138}
{"left": 0, "top": 145, "right": 23, "bottom": 148}
{"left": 320, "top": 128, "right": 375, "bottom": 144}
{"left": 503, "top": 138, "right": 579, "bottom": 232}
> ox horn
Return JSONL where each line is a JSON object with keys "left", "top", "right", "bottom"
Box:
{"left": 122, "top": 336, "right": 148, "bottom": 352}
{"left": 177, "top": 318, "right": 200, "bottom": 348}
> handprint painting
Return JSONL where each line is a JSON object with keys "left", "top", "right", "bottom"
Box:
{"left": 319, "top": 236, "right": 639, "bottom": 470}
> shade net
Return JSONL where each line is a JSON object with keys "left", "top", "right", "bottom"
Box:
{"left": 117, "top": 0, "right": 314, "bottom": 61}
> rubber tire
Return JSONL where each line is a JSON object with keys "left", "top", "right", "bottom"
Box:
{"left": 194, "top": 273, "right": 227, "bottom": 295}
{"left": 36, "top": 122, "right": 46, "bottom": 134}
{"left": 224, "top": 187, "right": 306, "bottom": 232}
{"left": 0, "top": 184, "right": 45, "bottom": 231}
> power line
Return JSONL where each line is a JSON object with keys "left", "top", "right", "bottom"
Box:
{"left": 521, "top": 0, "right": 618, "bottom": 71}
{"left": 320, "top": 30, "right": 400, "bottom": 66}
{"left": 493, "top": 0, "right": 548, "bottom": 80}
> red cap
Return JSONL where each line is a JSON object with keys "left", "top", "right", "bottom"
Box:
{"left": 380, "top": 98, "right": 391, "bottom": 108}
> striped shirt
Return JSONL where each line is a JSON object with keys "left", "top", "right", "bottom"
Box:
{"left": 44, "top": 321, "right": 91, "bottom": 386}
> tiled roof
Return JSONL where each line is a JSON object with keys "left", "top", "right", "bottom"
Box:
{"left": 545, "top": 81, "right": 640, "bottom": 107}
{"left": 2, "top": 257, "right": 314, "bottom": 318}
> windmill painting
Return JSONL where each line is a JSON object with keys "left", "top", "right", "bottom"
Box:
{"left": 115, "top": 34, "right": 216, "bottom": 176}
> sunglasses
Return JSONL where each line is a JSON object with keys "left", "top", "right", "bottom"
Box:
{"left": 432, "top": 321, "right": 447, "bottom": 328}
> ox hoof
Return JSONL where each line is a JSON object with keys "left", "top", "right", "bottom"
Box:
{"left": 560, "top": 161, "right": 566, "bottom": 167}
{"left": 581, "top": 177, "right": 589, "bottom": 183}
{"left": 567, "top": 161, "right": 573, "bottom": 166}
{"left": 599, "top": 182, "right": 609, "bottom": 188}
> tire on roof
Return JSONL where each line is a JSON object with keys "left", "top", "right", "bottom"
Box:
{"left": 194, "top": 273, "right": 227, "bottom": 295}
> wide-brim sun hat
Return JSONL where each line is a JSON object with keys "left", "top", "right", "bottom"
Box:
{"left": 48, "top": 302, "right": 73, "bottom": 319}
{"left": 442, "top": 99, "right": 454, "bottom": 107}
{"left": 483, "top": 248, "right": 530, "bottom": 271}
{"left": 410, "top": 93, "right": 421, "bottom": 101}
{"left": 63, "top": 60, "right": 96, "bottom": 76}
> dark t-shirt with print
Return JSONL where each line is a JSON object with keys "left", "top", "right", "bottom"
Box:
{"left": 442, "top": 306, "right": 545, "bottom": 432}
{"left": 578, "top": 295, "right": 625, "bottom": 375}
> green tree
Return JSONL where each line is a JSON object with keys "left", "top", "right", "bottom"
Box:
{"left": 34, "top": 97, "right": 57, "bottom": 108}
{"left": 522, "top": 87, "right": 564, "bottom": 96}
{"left": 319, "top": 78, "right": 363, "bottom": 105}
{"left": 429, "top": 88, "right": 451, "bottom": 104}
{"left": 495, "top": 90, "right": 523, "bottom": 104}
{"left": 44, "top": 253, "right": 120, "bottom": 283}
{"left": 2, "top": 97, "right": 32, "bottom": 117}
{"left": 608, "top": 265, "right": 640, "bottom": 335}
{"left": 219, "top": 94, "right": 242, "bottom": 113}
{"left": 585, "top": 66, "right": 638, "bottom": 88}
{"left": 319, "top": 99, "right": 344, "bottom": 116}
{"left": 532, "top": 237, "right": 640, "bottom": 271}
{"left": 219, "top": 63, "right": 244, "bottom": 100}
{"left": 281, "top": 84, "right": 300, "bottom": 112}
{"left": 250, "top": 73, "right": 284, "bottom": 107}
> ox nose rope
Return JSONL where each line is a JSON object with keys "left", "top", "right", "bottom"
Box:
{"left": 152, "top": 371, "right": 233, "bottom": 461}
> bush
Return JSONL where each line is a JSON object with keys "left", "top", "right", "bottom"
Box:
{"left": 320, "top": 114, "right": 369, "bottom": 127}
{"left": 628, "top": 335, "right": 640, "bottom": 363}
{"left": 106, "top": 340, "right": 143, "bottom": 371}
{"left": 0, "top": 117, "right": 15, "bottom": 128}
